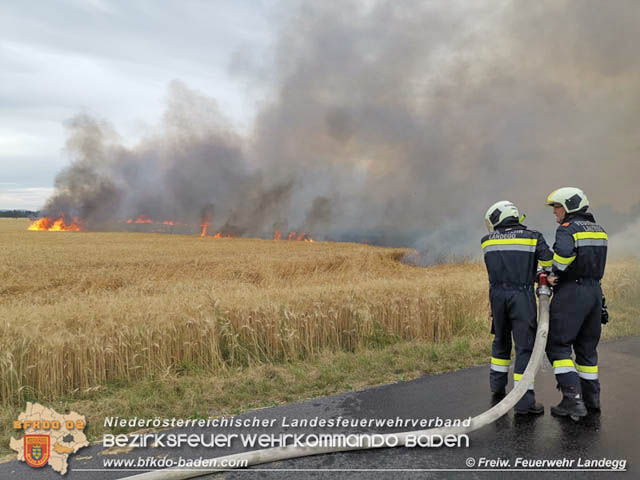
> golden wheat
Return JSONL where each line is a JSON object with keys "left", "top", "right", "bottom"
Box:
{"left": 1, "top": 218, "right": 637, "bottom": 406}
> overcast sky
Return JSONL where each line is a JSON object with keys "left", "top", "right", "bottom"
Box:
{"left": 3, "top": 0, "right": 639, "bottom": 250}
{"left": 0, "top": 0, "right": 279, "bottom": 209}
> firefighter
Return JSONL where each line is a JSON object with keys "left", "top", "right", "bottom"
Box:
{"left": 482, "top": 200, "right": 553, "bottom": 415}
{"left": 546, "top": 187, "right": 607, "bottom": 418}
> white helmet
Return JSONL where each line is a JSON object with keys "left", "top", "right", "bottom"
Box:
{"left": 546, "top": 187, "right": 589, "bottom": 214}
{"left": 484, "top": 200, "right": 522, "bottom": 232}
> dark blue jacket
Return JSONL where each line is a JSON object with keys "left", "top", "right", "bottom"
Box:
{"left": 482, "top": 219, "right": 553, "bottom": 286}
{"left": 551, "top": 211, "right": 607, "bottom": 282}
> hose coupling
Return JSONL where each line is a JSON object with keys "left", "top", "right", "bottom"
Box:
{"left": 536, "top": 272, "right": 552, "bottom": 297}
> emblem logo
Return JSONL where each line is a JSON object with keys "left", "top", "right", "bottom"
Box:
{"left": 24, "top": 435, "right": 50, "bottom": 468}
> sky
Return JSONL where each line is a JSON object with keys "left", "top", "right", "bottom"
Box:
{"left": 0, "top": 0, "right": 277, "bottom": 210}
{"left": 2, "top": 1, "right": 638, "bottom": 257}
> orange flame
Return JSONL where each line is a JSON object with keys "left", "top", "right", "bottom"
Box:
{"left": 200, "top": 215, "right": 211, "bottom": 237}
{"left": 273, "top": 230, "right": 313, "bottom": 242}
{"left": 126, "top": 215, "right": 153, "bottom": 224}
{"left": 28, "top": 215, "right": 313, "bottom": 240}
{"left": 28, "top": 217, "right": 83, "bottom": 232}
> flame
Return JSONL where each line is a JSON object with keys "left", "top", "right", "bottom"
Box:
{"left": 28, "top": 215, "right": 313, "bottom": 241}
{"left": 28, "top": 218, "right": 51, "bottom": 230}
{"left": 200, "top": 215, "right": 211, "bottom": 237}
{"left": 126, "top": 215, "right": 153, "bottom": 224}
{"left": 298, "top": 233, "right": 313, "bottom": 242}
{"left": 28, "top": 217, "right": 83, "bottom": 232}
{"left": 273, "top": 230, "right": 313, "bottom": 242}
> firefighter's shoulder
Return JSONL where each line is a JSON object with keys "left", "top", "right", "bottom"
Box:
{"left": 556, "top": 221, "right": 574, "bottom": 232}
{"left": 518, "top": 227, "right": 543, "bottom": 238}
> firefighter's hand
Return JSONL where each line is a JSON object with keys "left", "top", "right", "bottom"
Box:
{"left": 547, "top": 274, "right": 558, "bottom": 286}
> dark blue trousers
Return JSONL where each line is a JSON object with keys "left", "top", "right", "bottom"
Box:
{"left": 546, "top": 280, "right": 601, "bottom": 403}
{"left": 489, "top": 285, "right": 538, "bottom": 411}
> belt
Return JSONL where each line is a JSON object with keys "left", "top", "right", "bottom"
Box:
{"left": 490, "top": 282, "right": 534, "bottom": 290}
{"left": 557, "top": 278, "right": 601, "bottom": 286}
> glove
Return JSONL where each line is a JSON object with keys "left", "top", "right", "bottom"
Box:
{"left": 601, "top": 295, "right": 609, "bottom": 325}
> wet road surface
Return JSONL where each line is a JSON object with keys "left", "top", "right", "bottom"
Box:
{"left": 2, "top": 336, "right": 638, "bottom": 479}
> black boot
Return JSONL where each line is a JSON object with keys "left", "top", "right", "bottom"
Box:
{"left": 582, "top": 390, "right": 600, "bottom": 412}
{"left": 584, "top": 397, "right": 600, "bottom": 412}
{"left": 551, "top": 386, "right": 587, "bottom": 419}
{"left": 515, "top": 391, "right": 544, "bottom": 415}
{"left": 580, "top": 378, "right": 601, "bottom": 412}
{"left": 515, "top": 402, "right": 544, "bottom": 415}
{"left": 490, "top": 371, "right": 507, "bottom": 397}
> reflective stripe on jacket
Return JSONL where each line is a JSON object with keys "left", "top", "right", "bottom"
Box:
{"left": 551, "top": 211, "right": 607, "bottom": 281}
{"left": 481, "top": 221, "right": 553, "bottom": 285}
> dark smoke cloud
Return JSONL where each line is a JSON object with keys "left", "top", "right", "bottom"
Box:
{"left": 45, "top": 81, "right": 297, "bottom": 237}
{"left": 43, "top": 0, "right": 640, "bottom": 255}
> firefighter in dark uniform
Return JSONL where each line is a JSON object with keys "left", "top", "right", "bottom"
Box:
{"left": 546, "top": 187, "right": 607, "bottom": 418}
{"left": 482, "top": 200, "right": 553, "bottom": 415}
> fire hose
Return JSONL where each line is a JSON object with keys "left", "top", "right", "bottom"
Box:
{"left": 121, "top": 275, "right": 552, "bottom": 480}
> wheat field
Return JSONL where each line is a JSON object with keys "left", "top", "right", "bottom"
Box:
{"left": 1, "top": 218, "right": 638, "bottom": 408}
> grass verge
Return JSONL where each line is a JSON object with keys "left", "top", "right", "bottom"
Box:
{"left": 1, "top": 334, "right": 492, "bottom": 457}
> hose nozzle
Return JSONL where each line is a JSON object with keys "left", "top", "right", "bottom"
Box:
{"left": 536, "top": 272, "right": 552, "bottom": 297}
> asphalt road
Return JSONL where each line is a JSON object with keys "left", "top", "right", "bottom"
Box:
{"left": 2, "top": 336, "right": 638, "bottom": 480}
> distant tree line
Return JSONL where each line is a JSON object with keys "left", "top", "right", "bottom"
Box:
{"left": 0, "top": 210, "right": 40, "bottom": 218}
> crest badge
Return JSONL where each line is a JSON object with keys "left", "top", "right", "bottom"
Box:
{"left": 24, "top": 434, "right": 50, "bottom": 468}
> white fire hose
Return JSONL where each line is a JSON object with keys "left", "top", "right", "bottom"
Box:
{"left": 121, "top": 277, "right": 552, "bottom": 480}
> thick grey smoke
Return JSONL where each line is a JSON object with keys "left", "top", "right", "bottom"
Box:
{"left": 46, "top": 81, "right": 296, "bottom": 237}
{"left": 43, "top": 0, "right": 640, "bottom": 253}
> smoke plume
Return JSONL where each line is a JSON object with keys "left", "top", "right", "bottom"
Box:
{"left": 42, "top": 1, "right": 640, "bottom": 255}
